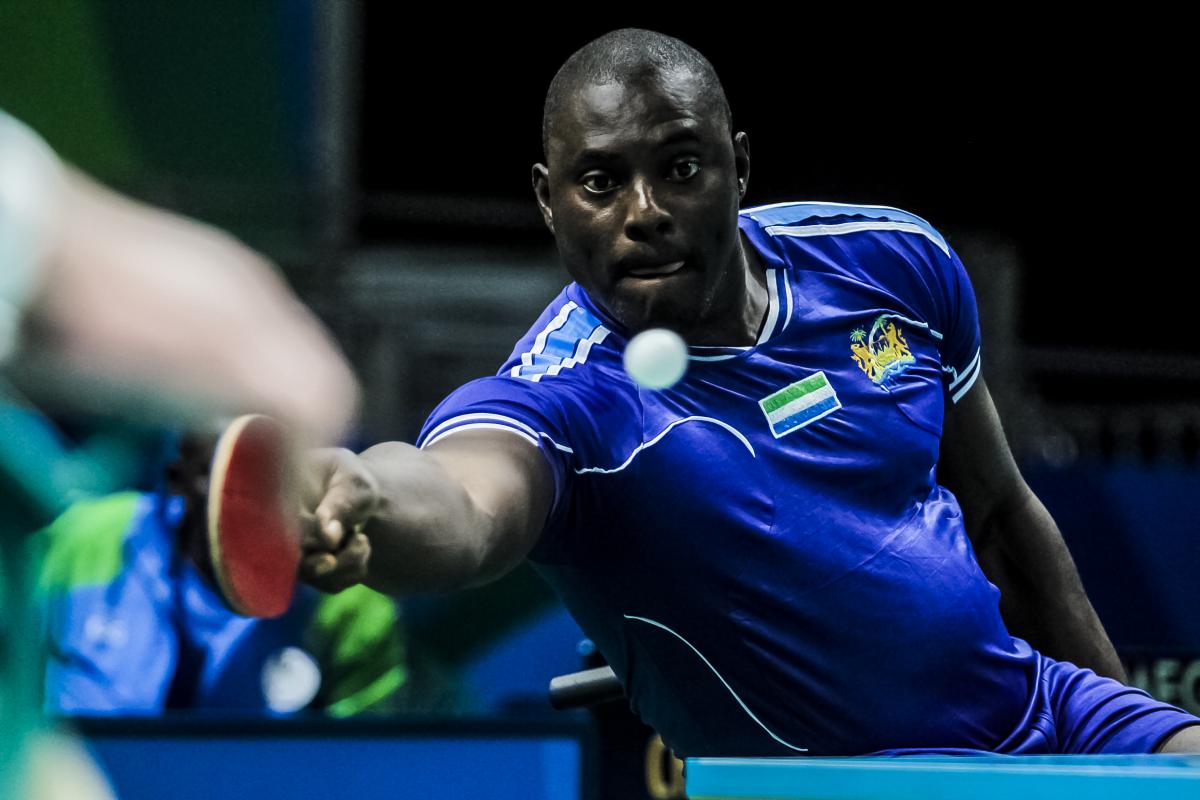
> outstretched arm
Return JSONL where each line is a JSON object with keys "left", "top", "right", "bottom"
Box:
{"left": 300, "top": 429, "right": 554, "bottom": 596}
{"left": 939, "top": 377, "right": 1127, "bottom": 681}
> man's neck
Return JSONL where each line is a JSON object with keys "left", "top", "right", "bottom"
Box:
{"left": 686, "top": 230, "right": 769, "bottom": 347}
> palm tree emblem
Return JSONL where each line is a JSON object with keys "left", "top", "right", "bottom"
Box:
{"left": 849, "top": 317, "right": 915, "bottom": 383}
{"left": 849, "top": 327, "right": 875, "bottom": 379}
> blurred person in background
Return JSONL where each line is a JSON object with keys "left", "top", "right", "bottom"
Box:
{"left": 37, "top": 432, "right": 407, "bottom": 717}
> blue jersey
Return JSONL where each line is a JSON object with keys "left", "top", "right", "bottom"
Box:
{"left": 418, "top": 201, "right": 1036, "bottom": 756}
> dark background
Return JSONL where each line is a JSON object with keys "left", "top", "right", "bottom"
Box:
{"left": 359, "top": 15, "right": 1190, "bottom": 357}
{"left": 3, "top": 5, "right": 1193, "bottom": 437}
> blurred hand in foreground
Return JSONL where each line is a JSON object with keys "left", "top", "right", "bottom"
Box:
{"left": 1, "top": 110, "right": 359, "bottom": 446}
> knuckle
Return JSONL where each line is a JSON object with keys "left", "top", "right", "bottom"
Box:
{"left": 346, "top": 471, "right": 374, "bottom": 494}
{"left": 298, "top": 515, "right": 321, "bottom": 546}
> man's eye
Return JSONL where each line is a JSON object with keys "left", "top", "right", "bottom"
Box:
{"left": 668, "top": 159, "right": 700, "bottom": 181}
{"left": 581, "top": 172, "right": 618, "bottom": 195}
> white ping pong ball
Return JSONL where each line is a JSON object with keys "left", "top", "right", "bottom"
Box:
{"left": 262, "top": 646, "right": 322, "bottom": 713}
{"left": 624, "top": 328, "right": 688, "bottom": 390}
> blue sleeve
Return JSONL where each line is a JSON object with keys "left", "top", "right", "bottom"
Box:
{"left": 893, "top": 233, "right": 982, "bottom": 405}
{"left": 928, "top": 241, "right": 982, "bottom": 405}
{"left": 416, "top": 376, "right": 575, "bottom": 520}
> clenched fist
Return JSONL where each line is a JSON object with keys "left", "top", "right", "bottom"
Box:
{"left": 300, "top": 448, "right": 381, "bottom": 593}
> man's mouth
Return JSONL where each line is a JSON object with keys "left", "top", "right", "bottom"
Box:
{"left": 624, "top": 260, "right": 687, "bottom": 278}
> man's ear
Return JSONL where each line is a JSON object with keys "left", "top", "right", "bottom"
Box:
{"left": 733, "top": 131, "right": 750, "bottom": 200}
{"left": 532, "top": 163, "right": 555, "bottom": 235}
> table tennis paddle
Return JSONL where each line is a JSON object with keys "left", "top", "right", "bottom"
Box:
{"left": 206, "top": 414, "right": 301, "bottom": 618}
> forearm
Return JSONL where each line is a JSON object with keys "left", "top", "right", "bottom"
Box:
{"left": 973, "top": 484, "right": 1127, "bottom": 682}
{"left": 355, "top": 441, "right": 492, "bottom": 595}
{"left": 25, "top": 168, "right": 358, "bottom": 443}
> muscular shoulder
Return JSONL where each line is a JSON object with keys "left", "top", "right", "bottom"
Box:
{"left": 739, "top": 200, "right": 955, "bottom": 294}
{"left": 741, "top": 200, "right": 981, "bottom": 405}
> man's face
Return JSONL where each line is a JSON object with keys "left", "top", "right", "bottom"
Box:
{"left": 534, "top": 70, "right": 749, "bottom": 336}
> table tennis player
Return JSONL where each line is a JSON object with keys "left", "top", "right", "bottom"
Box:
{"left": 299, "top": 30, "right": 1200, "bottom": 756}
{"left": 37, "top": 433, "right": 406, "bottom": 717}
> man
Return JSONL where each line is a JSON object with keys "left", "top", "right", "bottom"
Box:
{"left": 301, "top": 30, "right": 1200, "bottom": 756}
{"left": 38, "top": 434, "right": 405, "bottom": 717}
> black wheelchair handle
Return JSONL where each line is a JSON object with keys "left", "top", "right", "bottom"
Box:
{"left": 548, "top": 666, "right": 624, "bottom": 709}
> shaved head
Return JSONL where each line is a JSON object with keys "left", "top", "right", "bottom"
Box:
{"left": 542, "top": 29, "right": 732, "bottom": 160}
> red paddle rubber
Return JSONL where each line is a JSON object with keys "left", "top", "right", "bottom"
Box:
{"left": 206, "top": 414, "right": 301, "bottom": 617}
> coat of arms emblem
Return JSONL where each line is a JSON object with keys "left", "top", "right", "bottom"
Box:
{"left": 850, "top": 314, "right": 916, "bottom": 384}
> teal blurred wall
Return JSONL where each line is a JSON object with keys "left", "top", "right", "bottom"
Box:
{"left": 0, "top": 0, "right": 319, "bottom": 247}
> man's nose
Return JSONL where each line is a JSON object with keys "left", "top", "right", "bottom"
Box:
{"left": 623, "top": 178, "right": 673, "bottom": 242}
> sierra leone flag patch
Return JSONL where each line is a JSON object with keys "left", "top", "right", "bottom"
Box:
{"left": 759, "top": 371, "right": 841, "bottom": 438}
